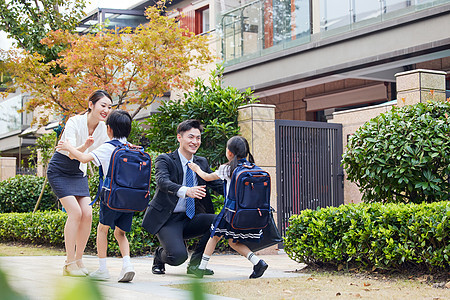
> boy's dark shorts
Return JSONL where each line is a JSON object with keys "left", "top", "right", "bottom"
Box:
{"left": 99, "top": 201, "right": 134, "bottom": 232}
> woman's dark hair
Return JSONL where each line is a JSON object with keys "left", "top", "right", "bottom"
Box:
{"left": 227, "top": 136, "right": 255, "bottom": 177}
{"left": 87, "top": 90, "right": 112, "bottom": 112}
{"left": 177, "top": 119, "right": 203, "bottom": 135}
{"left": 106, "top": 109, "right": 132, "bottom": 139}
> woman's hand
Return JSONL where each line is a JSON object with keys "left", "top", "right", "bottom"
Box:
{"left": 84, "top": 136, "right": 94, "bottom": 149}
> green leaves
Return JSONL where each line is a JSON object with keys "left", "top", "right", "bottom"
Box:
{"left": 143, "top": 65, "right": 258, "bottom": 168}
{"left": 0, "top": 175, "right": 57, "bottom": 213}
{"left": 284, "top": 201, "right": 450, "bottom": 270}
{"left": 342, "top": 101, "right": 450, "bottom": 204}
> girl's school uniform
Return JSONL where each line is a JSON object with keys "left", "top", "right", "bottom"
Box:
{"left": 47, "top": 113, "right": 109, "bottom": 199}
{"left": 210, "top": 164, "right": 263, "bottom": 242}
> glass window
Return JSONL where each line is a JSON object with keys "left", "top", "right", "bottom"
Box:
{"left": 202, "top": 8, "right": 210, "bottom": 33}
{"left": 0, "top": 95, "right": 22, "bottom": 136}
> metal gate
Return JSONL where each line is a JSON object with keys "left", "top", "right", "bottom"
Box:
{"left": 275, "top": 120, "right": 344, "bottom": 237}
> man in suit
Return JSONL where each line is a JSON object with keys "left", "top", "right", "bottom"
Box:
{"left": 142, "top": 119, "right": 223, "bottom": 275}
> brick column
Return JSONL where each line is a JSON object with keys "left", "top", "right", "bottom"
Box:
{"left": 238, "top": 104, "right": 278, "bottom": 252}
{"left": 0, "top": 157, "right": 16, "bottom": 180}
{"left": 395, "top": 69, "right": 447, "bottom": 107}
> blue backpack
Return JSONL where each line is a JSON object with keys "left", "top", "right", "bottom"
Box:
{"left": 223, "top": 159, "right": 271, "bottom": 230}
{"left": 95, "top": 140, "right": 152, "bottom": 212}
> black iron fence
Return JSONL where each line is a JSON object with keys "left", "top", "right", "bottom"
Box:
{"left": 275, "top": 120, "right": 344, "bottom": 237}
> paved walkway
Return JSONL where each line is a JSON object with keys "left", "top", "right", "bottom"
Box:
{"left": 0, "top": 251, "right": 307, "bottom": 299}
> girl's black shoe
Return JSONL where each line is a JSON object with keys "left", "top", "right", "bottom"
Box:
{"left": 249, "top": 260, "right": 268, "bottom": 279}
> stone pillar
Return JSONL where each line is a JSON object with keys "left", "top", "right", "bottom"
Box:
{"left": 37, "top": 149, "right": 44, "bottom": 177}
{"left": 0, "top": 157, "right": 17, "bottom": 181}
{"left": 395, "top": 69, "right": 447, "bottom": 107}
{"left": 238, "top": 104, "right": 278, "bottom": 253}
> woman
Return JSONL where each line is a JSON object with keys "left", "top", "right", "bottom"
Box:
{"left": 47, "top": 90, "right": 112, "bottom": 276}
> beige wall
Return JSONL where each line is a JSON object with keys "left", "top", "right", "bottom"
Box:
{"left": 329, "top": 102, "right": 395, "bottom": 204}
{"left": 0, "top": 157, "right": 16, "bottom": 181}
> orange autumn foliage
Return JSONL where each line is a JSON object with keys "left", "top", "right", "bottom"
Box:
{"left": 2, "top": 5, "right": 214, "bottom": 124}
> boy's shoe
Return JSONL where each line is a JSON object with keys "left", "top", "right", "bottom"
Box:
{"left": 249, "top": 260, "right": 268, "bottom": 279}
{"left": 118, "top": 265, "right": 135, "bottom": 282}
{"left": 89, "top": 268, "right": 110, "bottom": 281}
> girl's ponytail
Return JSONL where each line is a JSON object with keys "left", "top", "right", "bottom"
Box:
{"left": 242, "top": 137, "right": 255, "bottom": 164}
{"left": 226, "top": 136, "right": 255, "bottom": 176}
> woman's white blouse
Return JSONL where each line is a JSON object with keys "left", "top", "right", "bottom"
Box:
{"left": 58, "top": 113, "right": 109, "bottom": 176}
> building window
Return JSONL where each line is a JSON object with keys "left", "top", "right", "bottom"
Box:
{"left": 179, "top": 5, "right": 210, "bottom": 35}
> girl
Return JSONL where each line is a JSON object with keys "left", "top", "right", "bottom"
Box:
{"left": 188, "top": 136, "right": 268, "bottom": 279}
{"left": 47, "top": 90, "right": 112, "bottom": 276}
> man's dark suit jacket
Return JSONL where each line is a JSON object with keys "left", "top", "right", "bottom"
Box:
{"left": 142, "top": 150, "right": 223, "bottom": 235}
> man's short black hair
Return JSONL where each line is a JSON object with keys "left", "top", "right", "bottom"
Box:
{"left": 106, "top": 109, "right": 132, "bottom": 139}
{"left": 177, "top": 119, "right": 203, "bottom": 135}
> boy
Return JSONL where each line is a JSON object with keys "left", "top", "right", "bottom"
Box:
{"left": 56, "top": 109, "right": 135, "bottom": 282}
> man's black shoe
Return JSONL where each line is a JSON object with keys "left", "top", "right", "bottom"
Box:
{"left": 249, "top": 260, "right": 268, "bottom": 279}
{"left": 152, "top": 247, "right": 165, "bottom": 275}
{"left": 187, "top": 265, "right": 214, "bottom": 276}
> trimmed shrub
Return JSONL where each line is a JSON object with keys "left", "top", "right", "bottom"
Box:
{"left": 0, "top": 175, "right": 57, "bottom": 213}
{"left": 0, "top": 210, "right": 158, "bottom": 256}
{"left": 342, "top": 101, "right": 450, "bottom": 203}
{"left": 284, "top": 201, "right": 450, "bottom": 271}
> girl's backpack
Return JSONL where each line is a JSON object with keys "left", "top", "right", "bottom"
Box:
{"left": 96, "top": 140, "right": 152, "bottom": 212}
{"left": 223, "top": 159, "right": 271, "bottom": 230}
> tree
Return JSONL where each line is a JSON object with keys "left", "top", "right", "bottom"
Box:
{"left": 143, "top": 65, "right": 258, "bottom": 167}
{"left": 342, "top": 101, "right": 450, "bottom": 204}
{"left": 2, "top": 5, "right": 213, "bottom": 123}
{"left": 0, "top": 0, "right": 86, "bottom": 65}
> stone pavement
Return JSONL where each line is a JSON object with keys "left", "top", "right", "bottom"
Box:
{"left": 0, "top": 251, "right": 307, "bottom": 299}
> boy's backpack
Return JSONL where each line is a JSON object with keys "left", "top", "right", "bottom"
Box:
{"left": 96, "top": 140, "right": 152, "bottom": 212}
{"left": 223, "top": 159, "right": 271, "bottom": 230}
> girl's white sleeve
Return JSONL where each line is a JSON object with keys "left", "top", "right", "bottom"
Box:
{"left": 214, "top": 164, "right": 229, "bottom": 180}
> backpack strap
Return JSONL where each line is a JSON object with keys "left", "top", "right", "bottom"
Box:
{"left": 89, "top": 140, "right": 124, "bottom": 206}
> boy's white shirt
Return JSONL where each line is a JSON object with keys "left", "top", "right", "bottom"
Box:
{"left": 58, "top": 113, "right": 109, "bottom": 176}
{"left": 90, "top": 137, "right": 128, "bottom": 175}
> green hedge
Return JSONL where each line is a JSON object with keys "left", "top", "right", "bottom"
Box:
{"left": 0, "top": 209, "right": 158, "bottom": 256}
{"left": 284, "top": 201, "right": 450, "bottom": 270}
{"left": 0, "top": 208, "right": 229, "bottom": 256}
{"left": 0, "top": 175, "right": 57, "bottom": 213}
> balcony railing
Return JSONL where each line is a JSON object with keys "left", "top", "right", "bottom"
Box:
{"left": 219, "top": 0, "right": 450, "bottom": 66}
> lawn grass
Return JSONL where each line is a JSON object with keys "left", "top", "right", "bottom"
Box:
{"left": 0, "top": 242, "right": 65, "bottom": 256}
{"left": 173, "top": 268, "right": 450, "bottom": 299}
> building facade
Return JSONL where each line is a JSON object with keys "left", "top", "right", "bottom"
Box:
{"left": 217, "top": 0, "right": 450, "bottom": 121}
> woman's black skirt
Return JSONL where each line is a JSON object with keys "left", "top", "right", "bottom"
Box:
{"left": 47, "top": 151, "right": 90, "bottom": 199}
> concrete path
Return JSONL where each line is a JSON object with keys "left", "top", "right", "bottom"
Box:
{"left": 0, "top": 251, "right": 307, "bottom": 299}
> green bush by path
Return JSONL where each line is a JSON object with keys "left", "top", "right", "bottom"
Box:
{"left": 0, "top": 209, "right": 158, "bottom": 256}
{"left": 342, "top": 101, "right": 450, "bottom": 204}
{"left": 284, "top": 201, "right": 450, "bottom": 271}
{"left": 0, "top": 175, "right": 57, "bottom": 213}
{"left": 0, "top": 209, "right": 231, "bottom": 256}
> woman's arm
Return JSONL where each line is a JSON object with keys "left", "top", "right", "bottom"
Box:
{"left": 188, "top": 162, "right": 220, "bottom": 181}
{"left": 56, "top": 140, "right": 94, "bottom": 164}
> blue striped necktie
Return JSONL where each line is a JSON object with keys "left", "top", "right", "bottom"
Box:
{"left": 185, "top": 161, "right": 195, "bottom": 219}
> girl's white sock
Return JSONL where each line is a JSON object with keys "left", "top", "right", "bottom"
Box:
{"left": 198, "top": 254, "right": 211, "bottom": 270}
{"left": 246, "top": 252, "right": 260, "bottom": 265}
